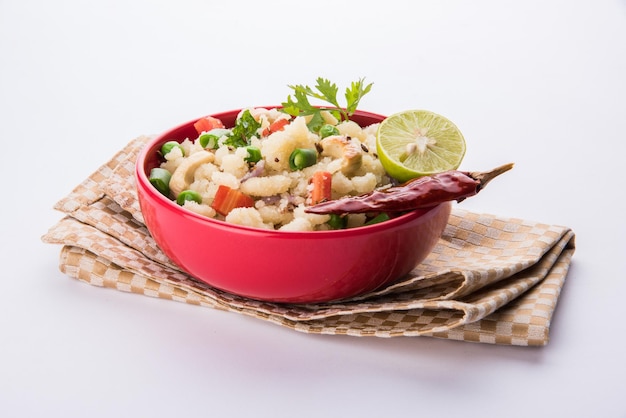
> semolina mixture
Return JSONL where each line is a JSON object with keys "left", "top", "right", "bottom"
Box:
{"left": 155, "top": 107, "right": 393, "bottom": 231}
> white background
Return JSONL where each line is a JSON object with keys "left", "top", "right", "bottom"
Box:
{"left": 2, "top": 1, "right": 625, "bottom": 417}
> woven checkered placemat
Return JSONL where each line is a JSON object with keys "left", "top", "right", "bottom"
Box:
{"left": 42, "top": 136, "right": 575, "bottom": 346}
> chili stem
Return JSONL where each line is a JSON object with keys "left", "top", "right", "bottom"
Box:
{"left": 468, "top": 162, "right": 514, "bottom": 190}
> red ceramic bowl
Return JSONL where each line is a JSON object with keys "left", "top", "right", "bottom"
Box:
{"left": 135, "top": 108, "right": 451, "bottom": 303}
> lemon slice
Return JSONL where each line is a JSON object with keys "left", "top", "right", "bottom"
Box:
{"left": 376, "top": 110, "right": 466, "bottom": 182}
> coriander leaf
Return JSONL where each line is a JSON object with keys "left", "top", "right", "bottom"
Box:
{"left": 281, "top": 77, "right": 373, "bottom": 131}
{"left": 280, "top": 96, "right": 300, "bottom": 117}
{"left": 314, "top": 78, "right": 340, "bottom": 108}
{"left": 345, "top": 78, "right": 373, "bottom": 115}
{"left": 299, "top": 84, "right": 326, "bottom": 101}
{"left": 306, "top": 112, "right": 326, "bottom": 133}
{"left": 282, "top": 86, "right": 318, "bottom": 116}
{"left": 224, "top": 109, "right": 261, "bottom": 147}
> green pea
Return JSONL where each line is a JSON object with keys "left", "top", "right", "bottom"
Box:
{"left": 176, "top": 190, "right": 202, "bottom": 206}
{"left": 289, "top": 148, "right": 317, "bottom": 170}
{"left": 149, "top": 168, "right": 171, "bottom": 196}
{"left": 199, "top": 128, "right": 231, "bottom": 149}
{"left": 319, "top": 124, "right": 340, "bottom": 139}
{"left": 161, "top": 141, "right": 185, "bottom": 157}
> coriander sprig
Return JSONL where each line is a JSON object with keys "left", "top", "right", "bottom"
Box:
{"left": 281, "top": 77, "right": 373, "bottom": 132}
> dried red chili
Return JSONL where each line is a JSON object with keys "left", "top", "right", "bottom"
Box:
{"left": 304, "top": 163, "right": 514, "bottom": 215}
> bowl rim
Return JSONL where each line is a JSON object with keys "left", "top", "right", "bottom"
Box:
{"left": 135, "top": 107, "right": 440, "bottom": 237}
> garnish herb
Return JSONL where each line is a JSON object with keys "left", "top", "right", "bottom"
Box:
{"left": 224, "top": 109, "right": 262, "bottom": 148}
{"left": 281, "top": 77, "right": 373, "bottom": 132}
